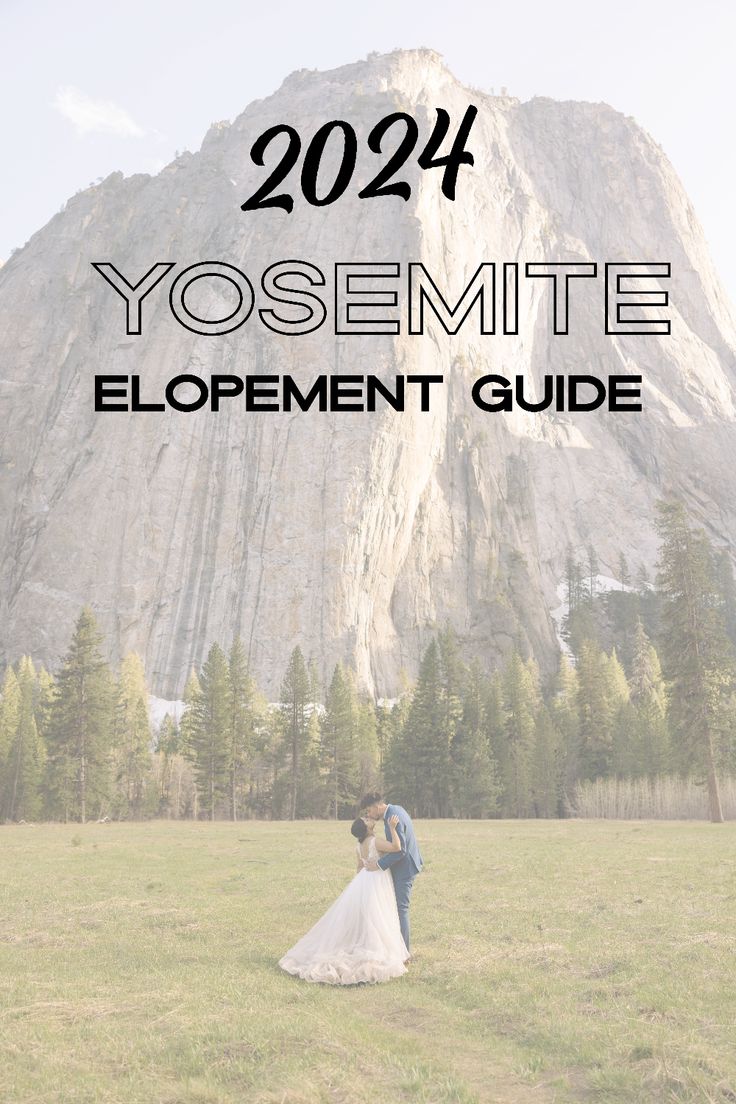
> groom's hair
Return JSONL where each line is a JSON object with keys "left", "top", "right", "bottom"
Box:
{"left": 350, "top": 817, "right": 370, "bottom": 843}
{"left": 359, "top": 792, "right": 383, "bottom": 812}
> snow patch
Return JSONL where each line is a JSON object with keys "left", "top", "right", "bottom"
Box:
{"left": 149, "top": 695, "right": 184, "bottom": 728}
{"left": 147, "top": 695, "right": 328, "bottom": 729}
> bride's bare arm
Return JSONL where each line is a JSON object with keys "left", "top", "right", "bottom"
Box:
{"left": 374, "top": 814, "right": 402, "bottom": 853}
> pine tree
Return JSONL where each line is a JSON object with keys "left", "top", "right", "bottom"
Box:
{"left": 114, "top": 653, "right": 151, "bottom": 819}
{"left": 187, "top": 644, "right": 231, "bottom": 820}
{"left": 179, "top": 668, "right": 201, "bottom": 760}
{"left": 655, "top": 501, "right": 735, "bottom": 822}
{"left": 307, "top": 658, "right": 322, "bottom": 711}
{"left": 260, "top": 704, "right": 286, "bottom": 818}
{"left": 450, "top": 660, "right": 499, "bottom": 817}
{"left": 438, "top": 624, "right": 466, "bottom": 743}
{"left": 611, "top": 698, "right": 637, "bottom": 777}
{"left": 375, "top": 673, "right": 411, "bottom": 779}
{"left": 279, "top": 646, "right": 312, "bottom": 820}
{"left": 1, "top": 658, "right": 45, "bottom": 821}
{"left": 34, "top": 666, "right": 55, "bottom": 748}
{"left": 619, "top": 552, "right": 630, "bottom": 590}
{"left": 635, "top": 563, "right": 651, "bottom": 592}
{"left": 552, "top": 655, "right": 580, "bottom": 809}
{"left": 587, "top": 545, "right": 599, "bottom": 604}
{"left": 354, "top": 694, "right": 380, "bottom": 800}
{"left": 155, "top": 713, "right": 180, "bottom": 816}
{"left": 484, "top": 670, "right": 507, "bottom": 799}
{"left": 531, "top": 705, "right": 559, "bottom": 817}
{"left": 564, "top": 547, "right": 584, "bottom": 615}
{"left": 228, "top": 638, "right": 257, "bottom": 821}
{"left": 0, "top": 667, "right": 21, "bottom": 800}
{"left": 375, "top": 702, "right": 393, "bottom": 778}
{"left": 321, "top": 663, "right": 358, "bottom": 818}
{"left": 45, "top": 608, "right": 116, "bottom": 822}
{"left": 602, "top": 583, "right": 642, "bottom": 674}
{"left": 501, "top": 652, "right": 538, "bottom": 816}
{"left": 298, "top": 701, "right": 324, "bottom": 818}
{"left": 564, "top": 544, "right": 600, "bottom": 655}
{"left": 577, "top": 642, "right": 628, "bottom": 781}
{"left": 237, "top": 680, "right": 272, "bottom": 819}
{"left": 716, "top": 550, "right": 736, "bottom": 648}
{"left": 627, "top": 619, "right": 669, "bottom": 776}
{"left": 387, "top": 640, "right": 450, "bottom": 817}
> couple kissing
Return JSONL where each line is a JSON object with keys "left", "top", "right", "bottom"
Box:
{"left": 279, "top": 793, "right": 422, "bottom": 986}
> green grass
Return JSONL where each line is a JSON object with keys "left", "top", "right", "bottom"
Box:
{"left": 1, "top": 819, "right": 736, "bottom": 1104}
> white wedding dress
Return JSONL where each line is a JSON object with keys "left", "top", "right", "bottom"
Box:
{"left": 278, "top": 836, "right": 409, "bottom": 985}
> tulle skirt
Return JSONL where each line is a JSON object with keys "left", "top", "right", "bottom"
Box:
{"left": 279, "top": 867, "right": 409, "bottom": 985}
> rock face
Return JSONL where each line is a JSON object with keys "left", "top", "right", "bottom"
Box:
{"left": 1, "top": 49, "right": 736, "bottom": 698}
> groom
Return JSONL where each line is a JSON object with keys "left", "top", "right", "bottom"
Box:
{"left": 359, "top": 792, "right": 422, "bottom": 953}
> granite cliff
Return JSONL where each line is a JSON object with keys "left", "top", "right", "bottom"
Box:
{"left": 1, "top": 49, "right": 735, "bottom": 697}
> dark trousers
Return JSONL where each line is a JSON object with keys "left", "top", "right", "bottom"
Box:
{"left": 392, "top": 867, "right": 417, "bottom": 951}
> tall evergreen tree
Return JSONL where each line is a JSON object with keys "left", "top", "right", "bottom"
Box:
{"left": 552, "top": 655, "right": 581, "bottom": 810}
{"left": 228, "top": 638, "right": 257, "bottom": 820}
{"left": 387, "top": 640, "right": 450, "bottom": 817}
{"left": 635, "top": 563, "right": 651, "bottom": 592}
{"left": 1, "top": 658, "right": 45, "bottom": 821}
{"left": 375, "top": 701, "right": 393, "bottom": 778}
{"left": 279, "top": 646, "right": 312, "bottom": 820}
{"left": 564, "top": 547, "right": 584, "bottom": 615}
{"left": 564, "top": 554, "right": 600, "bottom": 654}
{"left": 187, "top": 644, "right": 231, "bottom": 820}
{"left": 603, "top": 584, "right": 643, "bottom": 674}
{"left": 253, "top": 704, "right": 283, "bottom": 818}
{"left": 577, "top": 642, "right": 628, "bottom": 781}
{"left": 33, "top": 665, "right": 56, "bottom": 749}
{"left": 321, "top": 663, "right": 358, "bottom": 818}
{"left": 0, "top": 666, "right": 21, "bottom": 798}
{"left": 586, "top": 545, "right": 599, "bottom": 604}
{"left": 354, "top": 694, "right": 380, "bottom": 800}
{"left": 114, "top": 652, "right": 151, "bottom": 818}
{"left": 716, "top": 549, "right": 736, "bottom": 648}
{"left": 179, "top": 669, "right": 201, "bottom": 759}
{"left": 618, "top": 552, "right": 631, "bottom": 590}
{"left": 45, "top": 608, "right": 115, "bottom": 822}
{"left": 655, "top": 501, "right": 735, "bottom": 821}
{"left": 500, "top": 652, "right": 538, "bottom": 816}
{"left": 626, "top": 619, "right": 669, "bottom": 776}
{"left": 155, "top": 713, "right": 180, "bottom": 816}
{"left": 375, "top": 673, "right": 411, "bottom": 781}
{"left": 307, "top": 657, "right": 322, "bottom": 712}
{"left": 450, "top": 660, "right": 499, "bottom": 817}
{"left": 438, "top": 624, "right": 466, "bottom": 745}
{"left": 484, "top": 670, "right": 507, "bottom": 803}
{"left": 530, "top": 704, "right": 560, "bottom": 818}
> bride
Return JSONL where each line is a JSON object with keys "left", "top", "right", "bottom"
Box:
{"left": 278, "top": 814, "right": 409, "bottom": 985}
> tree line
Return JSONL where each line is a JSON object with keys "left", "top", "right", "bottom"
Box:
{"left": 1, "top": 501, "right": 734, "bottom": 824}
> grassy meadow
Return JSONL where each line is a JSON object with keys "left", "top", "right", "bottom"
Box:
{"left": 1, "top": 819, "right": 735, "bottom": 1104}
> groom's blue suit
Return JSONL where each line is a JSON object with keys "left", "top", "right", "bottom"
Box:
{"left": 376, "top": 803, "right": 422, "bottom": 951}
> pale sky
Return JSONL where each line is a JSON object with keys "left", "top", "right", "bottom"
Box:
{"left": 3, "top": 0, "right": 734, "bottom": 302}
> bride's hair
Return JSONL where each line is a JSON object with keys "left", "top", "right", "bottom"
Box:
{"left": 350, "top": 817, "right": 369, "bottom": 843}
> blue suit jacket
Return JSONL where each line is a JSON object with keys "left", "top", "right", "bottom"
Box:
{"left": 376, "top": 803, "right": 422, "bottom": 876}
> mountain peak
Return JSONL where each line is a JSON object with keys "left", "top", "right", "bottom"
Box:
{"left": 1, "top": 54, "right": 734, "bottom": 697}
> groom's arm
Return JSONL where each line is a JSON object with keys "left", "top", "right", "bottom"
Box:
{"left": 376, "top": 818, "right": 407, "bottom": 870}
